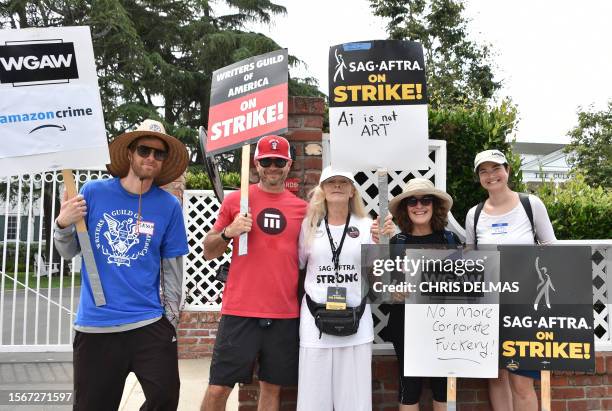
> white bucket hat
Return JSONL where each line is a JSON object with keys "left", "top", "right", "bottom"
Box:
{"left": 473, "top": 149, "right": 508, "bottom": 172}
{"left": 388, "top": 178, "right": 453, "bottom": 217}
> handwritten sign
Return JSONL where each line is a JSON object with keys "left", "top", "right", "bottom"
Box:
{"left": 328, "top": 40, "right": 428, "bottom": 171}
{"left": 404, "top": 303, "right": 499, "bottom": 378}
{"left": 396, "top": 248, "right": 501, "bottom": 378}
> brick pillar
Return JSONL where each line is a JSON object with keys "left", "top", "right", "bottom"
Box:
{"left": 161, "top": 172, "right": 186, "bottom": 204}
{"left": 247, "top": 96, "right": 325, "bottom": 201}
{"left": 239, "top": 96, "right": 325, "bottom": 410}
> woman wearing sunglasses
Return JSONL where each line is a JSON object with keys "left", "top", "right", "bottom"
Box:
{"left": 297, "top": 167, "right": 374, "bottom": 411}
{"left": 379, "top": 178, "right": 458, "bottom": 411}
{"left": 466, "top": 149, "right": 556, "bottom": 411}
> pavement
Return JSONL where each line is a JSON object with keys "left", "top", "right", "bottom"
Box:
{"left": 119, "top": 357, "right": 238, "bottom": 411}
{"left": 0, "top": 353, "right": 238, "bottom": 411}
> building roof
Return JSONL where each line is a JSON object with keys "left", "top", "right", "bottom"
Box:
{"left": 511, "top": 141, "right": 566, "bottom": 155}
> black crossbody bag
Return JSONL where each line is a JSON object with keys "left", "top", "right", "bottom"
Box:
{"left": 305, "top": 213, "right": 367, "bottom": 338}
{"left": 306, "top": 294, "right": 367, "bottom": 338}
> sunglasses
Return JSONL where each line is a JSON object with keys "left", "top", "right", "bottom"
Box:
{"left": 135, "top": 145, "right": 168, "bottom": 161}
{"left": 405, "top": 195, "right": 434, "bottom": 207}
{"left": 258, "top": 158, "right": 288, "bottom": 168}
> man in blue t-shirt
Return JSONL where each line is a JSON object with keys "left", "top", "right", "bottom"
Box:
{"left": 54, "top": 119, "right": 189, "bottom": 411}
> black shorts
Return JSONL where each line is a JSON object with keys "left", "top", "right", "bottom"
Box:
{"left": 209, "top": 315, "right": 299, "bottom": 387}
{"left": 73, "top": 317, "right": 179, "bottom": 411}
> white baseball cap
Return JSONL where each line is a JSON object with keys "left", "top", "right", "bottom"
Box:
{"left": 474, "top": 149, "right": 508, "bottom": 172}
{"left": 319, "top": 166, "right": 357, "bottom": 185}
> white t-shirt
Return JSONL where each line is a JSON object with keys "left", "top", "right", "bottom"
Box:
{"left": 298, "top": 214, "right": 374, "bottom": 348}
{"left": 465, "top": 194, "right": 556, "bottom": 245}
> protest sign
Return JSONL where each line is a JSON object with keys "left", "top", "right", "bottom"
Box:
{"left": 499, "top": 245, "right": 594, "bottom": 372}
{"left": 328, "top": 40, "right": 428, "bottom": 171}
{"left": 402, "top": 249, "right": 500, "bottom": 378}
{"left": 206, "top": 49, "right": 288, "bottom": 156}
{"left": 0, "top": 26, "right": 108, "bottom": 176}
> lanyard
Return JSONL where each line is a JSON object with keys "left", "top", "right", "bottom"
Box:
{"left": 324, "top": 213, "right": 351, "bottom": 275}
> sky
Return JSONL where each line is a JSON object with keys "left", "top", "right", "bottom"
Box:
{"left": 246, "top": 0, "right": 612, "bottom": 143}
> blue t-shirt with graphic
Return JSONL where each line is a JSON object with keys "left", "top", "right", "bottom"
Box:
{"left": 76, "top": 178, "right": 188, "bottom": 327}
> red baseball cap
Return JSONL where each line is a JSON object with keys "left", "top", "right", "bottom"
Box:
{"left": 254, "top": 135, "right": 291, "bottom": 160}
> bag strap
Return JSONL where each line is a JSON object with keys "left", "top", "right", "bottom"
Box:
{"left": 518, "top": 193, "right": 537, "bottom": 242}
{"left": 305, "top": 293, "right": 367, "bottom": 318}
{"left": 444, "top": 230, "right": 456, "bottom": 245}
{"left": 473, "top": 201, "right": 485, "bottom": 246}
{"left": 473, "top": 195, "right": 537, "bottom": 245}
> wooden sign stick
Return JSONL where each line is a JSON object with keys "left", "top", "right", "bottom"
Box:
{"left": 541, "top": 370, "right": 551, "bottom": 411}
{"left": 61, "top": 169, "right": 106, "bottom": 306}
{"left": 238, "top": 144, "right": 250, "bottom": 256}
{"left": 377, "top": 168, "right": 389, "bottom": 245}
{"left": 447, "top": 376, "right": 457, "bottom": 411}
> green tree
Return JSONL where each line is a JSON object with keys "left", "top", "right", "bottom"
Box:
{"left": 369, "top": 0, "right": 501, "bottom": 107}
{"left": 565, "top": 102, "right": 612, "bottom": 188}
{"left": 429, "top": 100, "right": 524, "bottom": 222}
{"left": 538, "top": 175, "right": 612, "bottom": 240}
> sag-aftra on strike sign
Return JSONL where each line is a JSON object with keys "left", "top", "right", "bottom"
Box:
{"left": 0, "top": 26, "right": 108, "bottom": 177}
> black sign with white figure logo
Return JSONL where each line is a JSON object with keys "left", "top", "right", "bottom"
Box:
{"left": 256, "top": 208, "right": 286, "bottom": 235}
{"left": 0, "top": 41, "right": 79, "bottom": 85}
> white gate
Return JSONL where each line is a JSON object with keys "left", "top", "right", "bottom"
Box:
{"left": 0, "top": 170, "right": 109, "bottom": 352}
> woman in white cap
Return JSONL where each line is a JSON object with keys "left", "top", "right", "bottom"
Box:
{"left": 466, "top": 149, "right": 556, "bottom": 411}
{"left": 296, "top": 166, "right": 374, "bottom": 411}
{"left": 379, "top": 178, "right": 459, "bottom": 411}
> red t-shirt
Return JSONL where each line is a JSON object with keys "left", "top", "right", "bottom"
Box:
{"left": 213, "top": 184, "right": 307, "bottom": 318}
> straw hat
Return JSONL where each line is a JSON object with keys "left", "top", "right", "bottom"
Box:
{"left": 388, "top": 178, "right": 453, "bottom": 217}
{"left": 106, "top": 119, "right": 189, "bottom": 186}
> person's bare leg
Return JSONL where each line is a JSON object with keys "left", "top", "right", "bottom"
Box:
{"left": 433, "top": 400, "right": 446, "bottom": 411}
{"left": 258, "top": 381, "right": 281, "bottom": 411}
{"left": 399, "top": 404, "right": 418, "bottom": 411}
{"left": 488, "top": 370, "right": 513, "bottom": 411}
{"left": 509, "top": 373, "right": 538, "bottom": 411}
{"left": 201, "top": 385, "right": 232, "bottom": 411}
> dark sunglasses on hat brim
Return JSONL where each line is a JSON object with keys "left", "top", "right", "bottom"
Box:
{"left": 258, "top": 158, "right": 288, "bottom": 168}
{"left": 135, "top": 145, "right": 168, "bottom": 161}
{"left": 404, "top": 195, "right": 435, "bottom": 207}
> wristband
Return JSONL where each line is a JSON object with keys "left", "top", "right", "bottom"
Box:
{"left": 220, "top": 227, "right": 232, "bottom": 242}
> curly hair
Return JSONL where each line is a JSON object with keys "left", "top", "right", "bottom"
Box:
{"left": 394, "top": 196, "right": 449, "bottom": 234}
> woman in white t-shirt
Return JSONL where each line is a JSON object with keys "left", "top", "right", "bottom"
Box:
{"left": 465, "top": 149, "right": 556, "bottom": 411}
{"left": 296, "top": 167, "right": 374, "bottom": 411}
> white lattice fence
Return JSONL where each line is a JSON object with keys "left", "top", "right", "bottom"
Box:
{"left": 181, "top": 157, "right": 612, "bottom": 351}
{"left": 182, "top": 190, "right": 234, "bottom": 311}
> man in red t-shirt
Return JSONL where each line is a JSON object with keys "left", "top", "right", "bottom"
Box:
{"left": 201, "top": 135, "right": 307, "bottom": 411}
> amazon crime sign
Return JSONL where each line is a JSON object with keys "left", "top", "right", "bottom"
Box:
{"left": 0, "top": 26, "right": 108, "bottom": 176}
{"left": 206, "top": 49, "right": 288, "bottom": 156}
{"left": 499, "top": 246, "right": 594, "bottom": 372}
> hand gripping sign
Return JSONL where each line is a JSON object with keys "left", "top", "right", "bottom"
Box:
{"left": 206, "top": 49, "right": 288, "bottom": 255}
{"left": 0, "top": 26, "right": 108, "bottom": 305}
